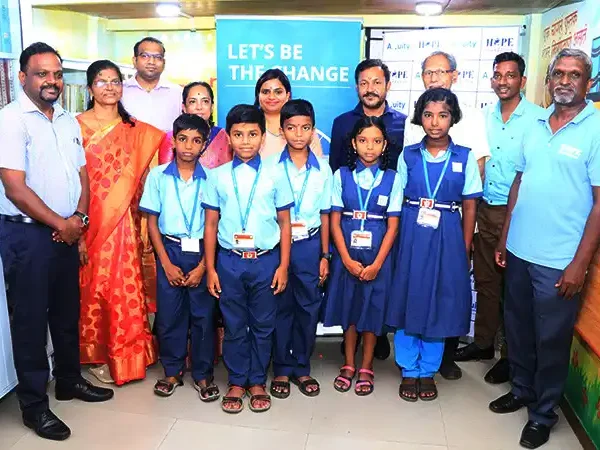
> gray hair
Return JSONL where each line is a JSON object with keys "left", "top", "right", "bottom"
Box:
{"left": 422, "top": 51, "right": 458, "bottom": 72}
{"left": 547, "top": 48, "right": 592, "bottom": 80}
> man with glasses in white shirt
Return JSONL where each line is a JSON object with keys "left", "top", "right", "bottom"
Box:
{"left": 121, "top": 37, "right": 183, "bottom": 132}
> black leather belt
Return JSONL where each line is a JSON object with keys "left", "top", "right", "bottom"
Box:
{"left": 0, "top": 214, "right": 39, "bottom": 225}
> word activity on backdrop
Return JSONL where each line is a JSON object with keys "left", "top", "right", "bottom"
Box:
{"left": 382, "top": 27, "right": 522, "bottom": 117}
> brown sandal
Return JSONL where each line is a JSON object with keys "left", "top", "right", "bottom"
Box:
{"left": 153, "top": 375, "right": 184, "bottom": 397}
{"left": 333, "top": 365, "right": 356, "bottom": 393}
{"left": 418, "top": 377, "right": 438, "bottom": 401}
{"left": 194, "top": 378, "right": 220, "bottom": 403}
{"left": 221, "top": 386, "right": 245, "bottom": 414}
{"left": 399, "top": 377, "right": 419, "bottom": 402}
{"left": 247, "top": 385, "right": 271, "bottom": 413}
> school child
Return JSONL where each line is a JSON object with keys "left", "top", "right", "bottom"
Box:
{"left": 386, "top": 88, "right": 482, "bottom": 402}
{"left": 323, "top": 115, "right": 403, "bottom": 397}
{"left": 139, "top": 113, "right": 219, "bottom": 401}
{"left": 265, "top": 100, "right": 333, "bottom": 399}
{"left": 202, "top": 104, "right": 293, "bottom": 414}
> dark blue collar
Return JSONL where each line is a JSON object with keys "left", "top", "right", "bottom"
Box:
{"left": 278, "top": 146, "right": 321, "bottom": 170}
{"left": 355, "top": 160, "right": 380, "bottom": 175}
{"left": 419, "top": 136, "right": 459, "bottom": 154}
{"left": 352, "top": 101, "right": 394, "bottom": 117}
{"left": 163, "top": 160, "right": 207, "bottom": 180}
{"left": 232, "top": 154, "right": 261, "bottom": 171}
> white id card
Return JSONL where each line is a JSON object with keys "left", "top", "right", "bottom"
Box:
{"left": 181, "top": 238, "right": 201, "bottom": 253}
{"left": 291, "top": 222, "right": 309, "bottom": 241}
{"left": 233, "top": 233, "right": 255, "bottom": 249}
{"left": 416, "top": 207, "right": 441, "bottom": 229}
{"left": 350, "top": 230, "right": 373, "bottom": 248}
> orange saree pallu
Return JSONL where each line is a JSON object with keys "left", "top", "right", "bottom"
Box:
{"left": 78, "top": 117, "right": 165, "bottom": 385}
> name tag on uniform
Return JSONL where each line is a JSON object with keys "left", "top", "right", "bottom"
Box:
{"left": 350, "top": 230, "right": 373, "bottom": 248}
{"left": 233, "top": 233, "right": 255, "bottom": 249}
{"left": 558, "top": 144, "right": 582, "bottom": 159}
{"left": 420, "top": 198, "right": 435, "bottom": 209}
{"left": 417, "top": 207, "right": 441, "bottom": 229}
{"left": 377, "top": 195, "right": 389, "bottom": 206}
{"left": 291, "top": 221, "right": 309, "bottom": 241}
{"left": 353, "top": 210, "right": 367, "bottom": 220}
{"left": 181, "top": 238, "right": 200, "bottom": 253}
{"left": 242, "top": 251, "right": 257, "bottom": 259}
{"left": 452, "top": 162, "right": 463, "bottom": 173}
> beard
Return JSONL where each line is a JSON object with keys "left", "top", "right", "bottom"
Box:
{"left": 39, "top": 85, "right": 61, "bottom": 103}
{"left": 361, "top": 93, "right": 386, "bottom": 110}
{"left": 552, "top": 87, "right": 576, "bottom": 105}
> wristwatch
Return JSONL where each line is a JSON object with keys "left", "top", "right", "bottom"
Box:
{"left": 320, "top": 252, "right": 332, "bottom": 262}
{"left": 73, "top": 211, "right": 90, "bottom": 227}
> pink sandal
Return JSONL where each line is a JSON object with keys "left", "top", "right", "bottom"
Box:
{"left": 333, "top": 365, "right": 356, "bottom": 393}
{"left": 355, "top": 369, "right": 375, "bottom": 396}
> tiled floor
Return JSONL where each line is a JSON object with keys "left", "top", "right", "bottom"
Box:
{"left": 0, "top": 338, "right": 582, "bottom": 450}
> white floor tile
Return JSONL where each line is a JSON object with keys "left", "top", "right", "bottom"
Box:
{"left": 306, "top": 434, "right": 448, "bottom": 450}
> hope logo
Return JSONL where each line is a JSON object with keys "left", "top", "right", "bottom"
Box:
{"left": 392, "top": 70, "right": 408, "bottom": 80}
{"left": 418, "top": 40, "right": 440, "bottom": 49}
{"left": 486, "top": 37, "right": 515, "bottom": 48}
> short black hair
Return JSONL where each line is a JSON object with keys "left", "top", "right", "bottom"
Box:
{"left": 347, "top": 115, "right": 391, "bottom": 171}
{"left": 225, "top": 104, "right": 266, "bottom": 134}
{"left": 280, "top": 99, "right": 315, "bottom": 128}
{"left": 493, "top": 52, "right": 526, "bottom": 77}
{"left": 86, "top": 59, "right": 134, "bottom": 127}
{"left": 254, "top": 69, "right": 292, "bottom": 107}
{"left": 354, "top": 59, "right": 390, "bottom": 84}
{"left": 412, "top": 88, "right": 462, "bottom": 126}
{"left": 182, "top": 81, "right": 215, "bottom": 125}
{"left": 19, "top": 42, "right": 62, "bottom": 72}
{"left": 173, "top": 113, "right": 210, "bottom": 142}
{"left": 133, "top": 37, "right": 165, "bottom": 57}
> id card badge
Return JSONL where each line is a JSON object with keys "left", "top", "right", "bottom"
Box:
{"left": 291, "top": 221, "right": 309, "bottom": 241}
{"left": 181, "top": 238, "right": 201, "bottom": 253}
{"left": 353, "top": 210, "right": 367, "bottom": 220}
{"left": 350, "top": 230, "right": 373, "bottom": 249}
{"left": 416, "top": 207, "right": 441, "bottom": 229}
{"left": 419, "top": 198, "right": 435, "bottom": 209}
{"left": 233, "top": 233, "right": 255, "bottom": 249}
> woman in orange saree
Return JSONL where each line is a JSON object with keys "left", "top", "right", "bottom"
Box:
{"left": 77, "top": 60, "right": 165, "bottom": 385}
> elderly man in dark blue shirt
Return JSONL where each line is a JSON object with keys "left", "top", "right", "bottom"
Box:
{"left": 329, "top": 59, "right": 407, "bottom": 174}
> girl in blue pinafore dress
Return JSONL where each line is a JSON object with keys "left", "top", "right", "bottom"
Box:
{"left": 386, "top": 88, "right": 482, "bottom": 402}
{"left": 323, "top": 116, "right": 403, "bottom": 397}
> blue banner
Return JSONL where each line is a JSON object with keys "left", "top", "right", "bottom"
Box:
{"left": 216, "top": 17, "right": 362, "bottom": 154}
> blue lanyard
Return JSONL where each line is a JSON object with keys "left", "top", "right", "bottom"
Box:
{"left": 422, "top": 150, "right": 451, "bottom": 201}
{"left": 173, "top": 175, "right": 202, "bottom": 238}
{"left": 353, "top": 168, "right": 381, "bottom": 231}
{"left": 284, "top": 160, "right": 310, "bottom": 222}
{"left": 232, "top": 163, "right": 261, "bottom": 233}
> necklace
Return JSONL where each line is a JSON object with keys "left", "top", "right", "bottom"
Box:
{"left": 93, "top": 108, "right": 119, "bottom": 131}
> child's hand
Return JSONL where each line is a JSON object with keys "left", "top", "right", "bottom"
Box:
{"left": 207, "top": 269, "right": 221, "bottom": 299}
{"left": 360, "top": 263, "right": 382, "bottom": 282}
{"left": 343, "top": 258, "right": 364, "bottom": 278}
{"left": 271, "top": 265, "right": 289, "bottom": 295}
{"left": 164, "top": 262, "right": 186, "bottom": 287}
{"left": 184, "top": 263, "right": 205, "bottom": 288}
{"left": 318, "top": 259, "right": 329, "bottom": 287}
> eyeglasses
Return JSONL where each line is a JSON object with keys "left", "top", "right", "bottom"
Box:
{"left": 422, "top": 69, "right": 454, "bottom": 78}
{"left": 492, "top": 73, "right": 519, "bottom": 81}
{"left": 93, "top": 80, "right": 123, "bottom": 88}
{"left": 138, "top": 52, "right": 164, "bottom": 62}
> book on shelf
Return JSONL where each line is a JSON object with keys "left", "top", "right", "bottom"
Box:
{"left": 59, "top": 84, "right": 90, "bottom": 114}
{"left": 0, "top": 58, "right": 15, "bottom": 109}
{"left": 0, "top": 0, "right": 11, "bottom": 54}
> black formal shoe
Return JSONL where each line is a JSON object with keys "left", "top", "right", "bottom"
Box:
{"left": 23, "top": 409, "right": 71, "bottom": 441}
{"left": 439, "top": 361, "right": 462, "bottom": 380}
{"left": 485, "top": 358, "right": 510, "bottom": 384}
{"left": 520, "top": 421, "right": 551, "bottom": 449}
{"left": 374, "top": 334, "right": 391, "bottom": 360}
{"left": 489, "top": 392, "right": 527, "bottom": 414}
{"left": 454, "top": 343, "right": 495, "bottom": 362}
{"left": 55, "top": 379, "right": 114, "bottom": 403}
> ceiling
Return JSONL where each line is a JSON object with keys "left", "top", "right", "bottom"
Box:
{"left": 37, "top": 0, "right": 580, "bottom": 20}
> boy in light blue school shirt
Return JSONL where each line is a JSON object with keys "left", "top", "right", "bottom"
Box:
{"left": 202, "top": 104, "right": 293, "bottom": 414}
{"left": 140, "top": 114, "right": 220, "bottom": 401}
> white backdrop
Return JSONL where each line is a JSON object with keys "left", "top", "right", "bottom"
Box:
{"left": 382, "top": 27, "right": 521, "bottom": 119}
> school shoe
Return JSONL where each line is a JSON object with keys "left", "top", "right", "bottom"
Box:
{"left": 485, "top": 358, "right": 510, "bottom": 384}
{"left": 439, "top": 361, "right": 462, "bottom": 380}
{"left": 489, "top": 392, "right": 528, "bottom": 414}
{"left": 23, "top": 409, "right": 71, "bottom": 441}
{"left": 55, "top": 378, "right": 114, "bottom": 403}
{"left": 454, "top": 343, "right": 495, "bottom": 362}
{"left": 519, "top": 421, "right": 551, "bottom": 449}
{"left": 374, "top": 334, "right": 391, "bottom": 360}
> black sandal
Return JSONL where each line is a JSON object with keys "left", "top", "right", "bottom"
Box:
{"left": 418, "top": 377, "right": 438, "bottom": 401}
{"left": 399, "top": 377, "right": 419, "bottom": 402}
{"left": 194, "top": 379, "right": 220, "bottom": 403}
{"left": 291, "top": 377, "right": 320, "bottom": 397}
{"left": 247, "top": 385, "right": 272, "bottom": 413}
{"left": 221, "top": 386, "right": 245, "bottom": 414}
{"left": 153, "top": 375, "right": 184, "bottom": 397}
{"left": 270, "top": 379, "right": 291, "bottom": 399}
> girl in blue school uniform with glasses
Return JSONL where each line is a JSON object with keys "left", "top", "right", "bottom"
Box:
{"left": 386, "top": 88, "right": 482, "bottom": 402}
{"left": 323, "top": 116, "right": 403, "bottom": 397}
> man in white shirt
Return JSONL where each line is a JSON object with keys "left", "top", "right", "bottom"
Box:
{"left": 404, "top": 51, "right": 492, "bottom": 381}
{"left": 121, "top": 37, "right": 183, "bottom": 132}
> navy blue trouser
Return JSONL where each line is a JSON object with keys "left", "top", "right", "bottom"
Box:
{"left": 504, "top": 252, "right": 581, "bottom": 427}
{"left": 156, "top": 238, "right": 215, "bottom": 381}
{"left": 0, "top": 220, "right": 81, "bottom": 414}
{"left": 273, "top": 231, "right": 322, "bottom": 378}
{"left": 218, "top": 248, "right": 279, "bottom": 387}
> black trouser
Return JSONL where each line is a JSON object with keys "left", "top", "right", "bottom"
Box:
{"left": 0, "top": 220, "right": 81, "bottom": 414}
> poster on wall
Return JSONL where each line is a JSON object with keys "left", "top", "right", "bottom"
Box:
{"left": 382, "top": 27, "right": 521, "bottom": 117}
{"left": 216, "top": 16, "right": 362, "bottom": 154}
